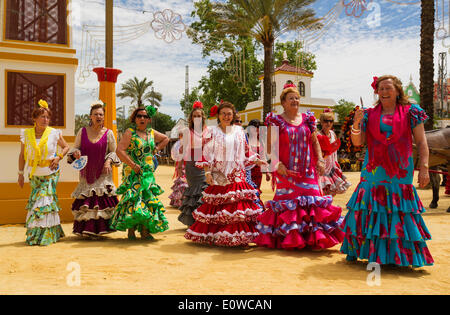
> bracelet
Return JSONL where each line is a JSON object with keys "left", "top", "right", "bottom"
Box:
{"left": 18, "top": 170, "right": 24, "bottom": 175}
{"left": 205, "top": 171, "right": 211, "bottom": 175}
{"left": 57, "top": 153, "right": 64, "bottom": 159}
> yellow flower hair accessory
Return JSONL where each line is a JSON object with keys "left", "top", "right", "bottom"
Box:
{"left": 38, "top": 99, "right": 49, "bottom": 109}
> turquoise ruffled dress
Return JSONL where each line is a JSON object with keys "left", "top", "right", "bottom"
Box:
{"left": 340, "top": 104, "right": 434, "bottom": 267}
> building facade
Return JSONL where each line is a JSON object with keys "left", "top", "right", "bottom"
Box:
{"left": 0, "top": 0, "right": 78, "bottom": 223}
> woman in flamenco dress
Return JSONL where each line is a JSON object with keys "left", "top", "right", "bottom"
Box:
{"left": 254, "top": 83, "right": 345, "bottom": 250}
{"left": 169, "top": 138, "right": 188, "bottom": 209}
{"left": 173, "top": 101, "right": 209, "bottom": 226}
{"left": 68, "top": 101, "right": 120, "bottom": 238}
{"left": 340, "top": 75, "right": 434, "bottom": 267}
{"left": 184, "top": 101, "right": 267, "bottom": 246}
{"left": 317, "top": 108, "right": 351, "bottom": 196}
{"left": 110, "top": 106, "right": 169, "bottom": 240}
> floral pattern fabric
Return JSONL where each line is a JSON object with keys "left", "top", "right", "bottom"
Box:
{"left": 340, "top": 104, "right": 434, "bottom": 267}
{"left": 25, "top": 171, "right": 65, "bottom": 246}
{"left": 109, "top": 128, "right": 169, "bottom": 234}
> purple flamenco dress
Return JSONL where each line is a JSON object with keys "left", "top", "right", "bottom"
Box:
{"left": 69, "top": 128, "right": 120, "bottom": 236}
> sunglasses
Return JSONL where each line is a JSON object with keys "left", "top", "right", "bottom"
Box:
{"left": 322, "top": 119, "right": 334, "bottom": 123}
{"left": 234, "top": 120, "right": 242, "bottom": 123}
{"left": 136, "top": 114, "right": 149, "bottom": 119}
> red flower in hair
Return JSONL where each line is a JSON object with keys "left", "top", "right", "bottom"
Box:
{"left": 283, "top": 83, "right": 297, "bottom": 90}
{"left": 371, "top": 76, "right": 378, "bottom": 91}
{"left": 209, "top": 105, "right": 219, "bottom": 117}
{"left": 193, "top": 101, "right": 203, "bottom": 109}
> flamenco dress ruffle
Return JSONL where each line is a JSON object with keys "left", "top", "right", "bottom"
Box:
{"left": 25, "top": 171, "right": 65, "bottom": 245}
{"left": 110, "top": 164, "right": 169, "bottom": 234}
{"left": 340, "top": 103, "right": 434, "bottom": 267}
{"left": 254, "top": 172, "right": 344, "bottom": 250}
{"left": 340, "top": 172, "right": 434, "bottom": 267}
{"left": 71, "top": 176, "right": 118, "bottom": 236}
{"left": 185, "top": 181, "right": 263, "bottom": 246}
{"left": 319, "top": 161, "right": 351, "bottom": 196}
{"left": 169, "top": 176, "right": 188, "bottom": 208}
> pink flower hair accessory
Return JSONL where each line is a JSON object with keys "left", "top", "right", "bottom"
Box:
{"left": 371, "top": 76, "right": 378, "bottom": 91}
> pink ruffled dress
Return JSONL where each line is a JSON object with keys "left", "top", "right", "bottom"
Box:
{"left": 184, "top": 125, "right": 264, "bottom": 246}
{"left": 254, "top": 112, "right": 345, "bottom": 250}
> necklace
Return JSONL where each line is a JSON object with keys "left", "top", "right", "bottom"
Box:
{"left": 282, "top": 112, "right": 301, "bottom": 125}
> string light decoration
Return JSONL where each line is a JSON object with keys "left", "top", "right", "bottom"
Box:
{"left": 77, "top": 8, "right": 186, "bottom": 83}
{"left": 342, "top": 0, "right": 372, "bottom": 18}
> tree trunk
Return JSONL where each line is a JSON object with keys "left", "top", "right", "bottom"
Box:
{"left": 420, "top": 0, "right": 435, "bottom": 131}
{"left": 263, "top": 43, "right": 274, "bottom": 121}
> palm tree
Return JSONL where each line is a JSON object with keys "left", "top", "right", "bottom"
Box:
{"left": 420, "top": 0, "right": 435, "bottom": 131}
{"left": 210, "top": 0, "right": 321, "bottom": 120}
{"left": 117, "top": 77, "right": 162, "bottom": 114}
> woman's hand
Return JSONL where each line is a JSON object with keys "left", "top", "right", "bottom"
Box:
{"left": 72, "top": 150, "right": 81, "bottom": 160}
{"left": 18, "top": 174, "right": 24, "bottom": 188}
{"left": 49, "top": 156, "right": 61, "bottom": 170}
{"left": 132, "top": 163, "right": 141, "bottom": 174}
{"left": 205, "top": 172, "right": 214, "bottom": 185}
{"left": 103, "top": 160, "right": 112, "bottom": 175}
{"left": 276, "top": 162, "right": 288, "bottom": 176}
{"left": 353, "top": 108, "right": 365, "bottom": 127}
{"left": 418, "top": 167, "right": 430, "bottom": 188}
{"left": 255, "top": 159, "right": 268, "bottom": 167}
{"left": 316, "top": 160, "right": 325, "bottom": 176}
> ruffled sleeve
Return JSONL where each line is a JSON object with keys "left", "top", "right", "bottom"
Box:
{"left": 409, "top": 103, "right": 429, "bottom": 129}
{"left": 304, "top": 110, "right": 317, "bottom": 133}
{"left": 171, "top": 139, "right": 183, "bottom": 162}
{"left": 67, "top": 128, "right": 83, "bottom": 164}
{"left": 105, "top": 129, "right": 121, "bottom": 166}
{"left": 265, "top": 112, "right": 282, "bottom": 127}
{"left": 195, "top": 126, "right": 214, "bottom": 169}
{"left": 19, "top": 129, "right": 25, "bottom": 144}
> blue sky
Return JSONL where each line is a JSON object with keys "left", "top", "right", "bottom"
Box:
{"left": 71, "top": 0, "right": 444, "bottom": 119}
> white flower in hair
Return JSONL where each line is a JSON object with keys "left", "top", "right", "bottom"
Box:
{"left": 90, "top": 100, "right": 105, "bottom": 108}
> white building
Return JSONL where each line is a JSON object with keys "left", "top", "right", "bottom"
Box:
{"left": 0, "top": 0, "right": 78, "bottom": 223}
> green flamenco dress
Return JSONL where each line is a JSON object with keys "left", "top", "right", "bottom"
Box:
{"left": 110, "top": 128, "right": 169, "bottom": 234}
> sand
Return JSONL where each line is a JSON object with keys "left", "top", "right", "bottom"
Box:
{"left": 0, "top": 165, "right": 449, "bottom": 295}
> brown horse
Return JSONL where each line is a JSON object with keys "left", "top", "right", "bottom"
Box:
{"left": 413, "top": 127, "right": 450, "bottom": 212}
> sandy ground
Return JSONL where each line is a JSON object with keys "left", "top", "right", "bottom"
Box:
{"left": 0, "top": 165, "right": 449, "bottom": 295}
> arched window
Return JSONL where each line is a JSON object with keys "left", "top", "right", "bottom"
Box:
{"left": 298, "top": 81, "right": 306, "bottom": 97}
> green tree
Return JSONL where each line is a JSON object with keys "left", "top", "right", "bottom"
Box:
{"left": 74, "top": 114, "right": 90, "bottom": 135}
{"left": 153, "top": 112, "right": 176, "bottom": 134}
{"left": 334, "top": 99, "right": 357, "bottom": 124}
{"left": 274, "top": 40, "right": 317, "bottom": 71}
{"left": 189, "top": 0, "right": 321, "bottom": 120}
{"left": 117, "top": 77, "right": 162, "bottom": 115}
{"left": 180, "top": 87, "right": 202, "bottom": 118}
